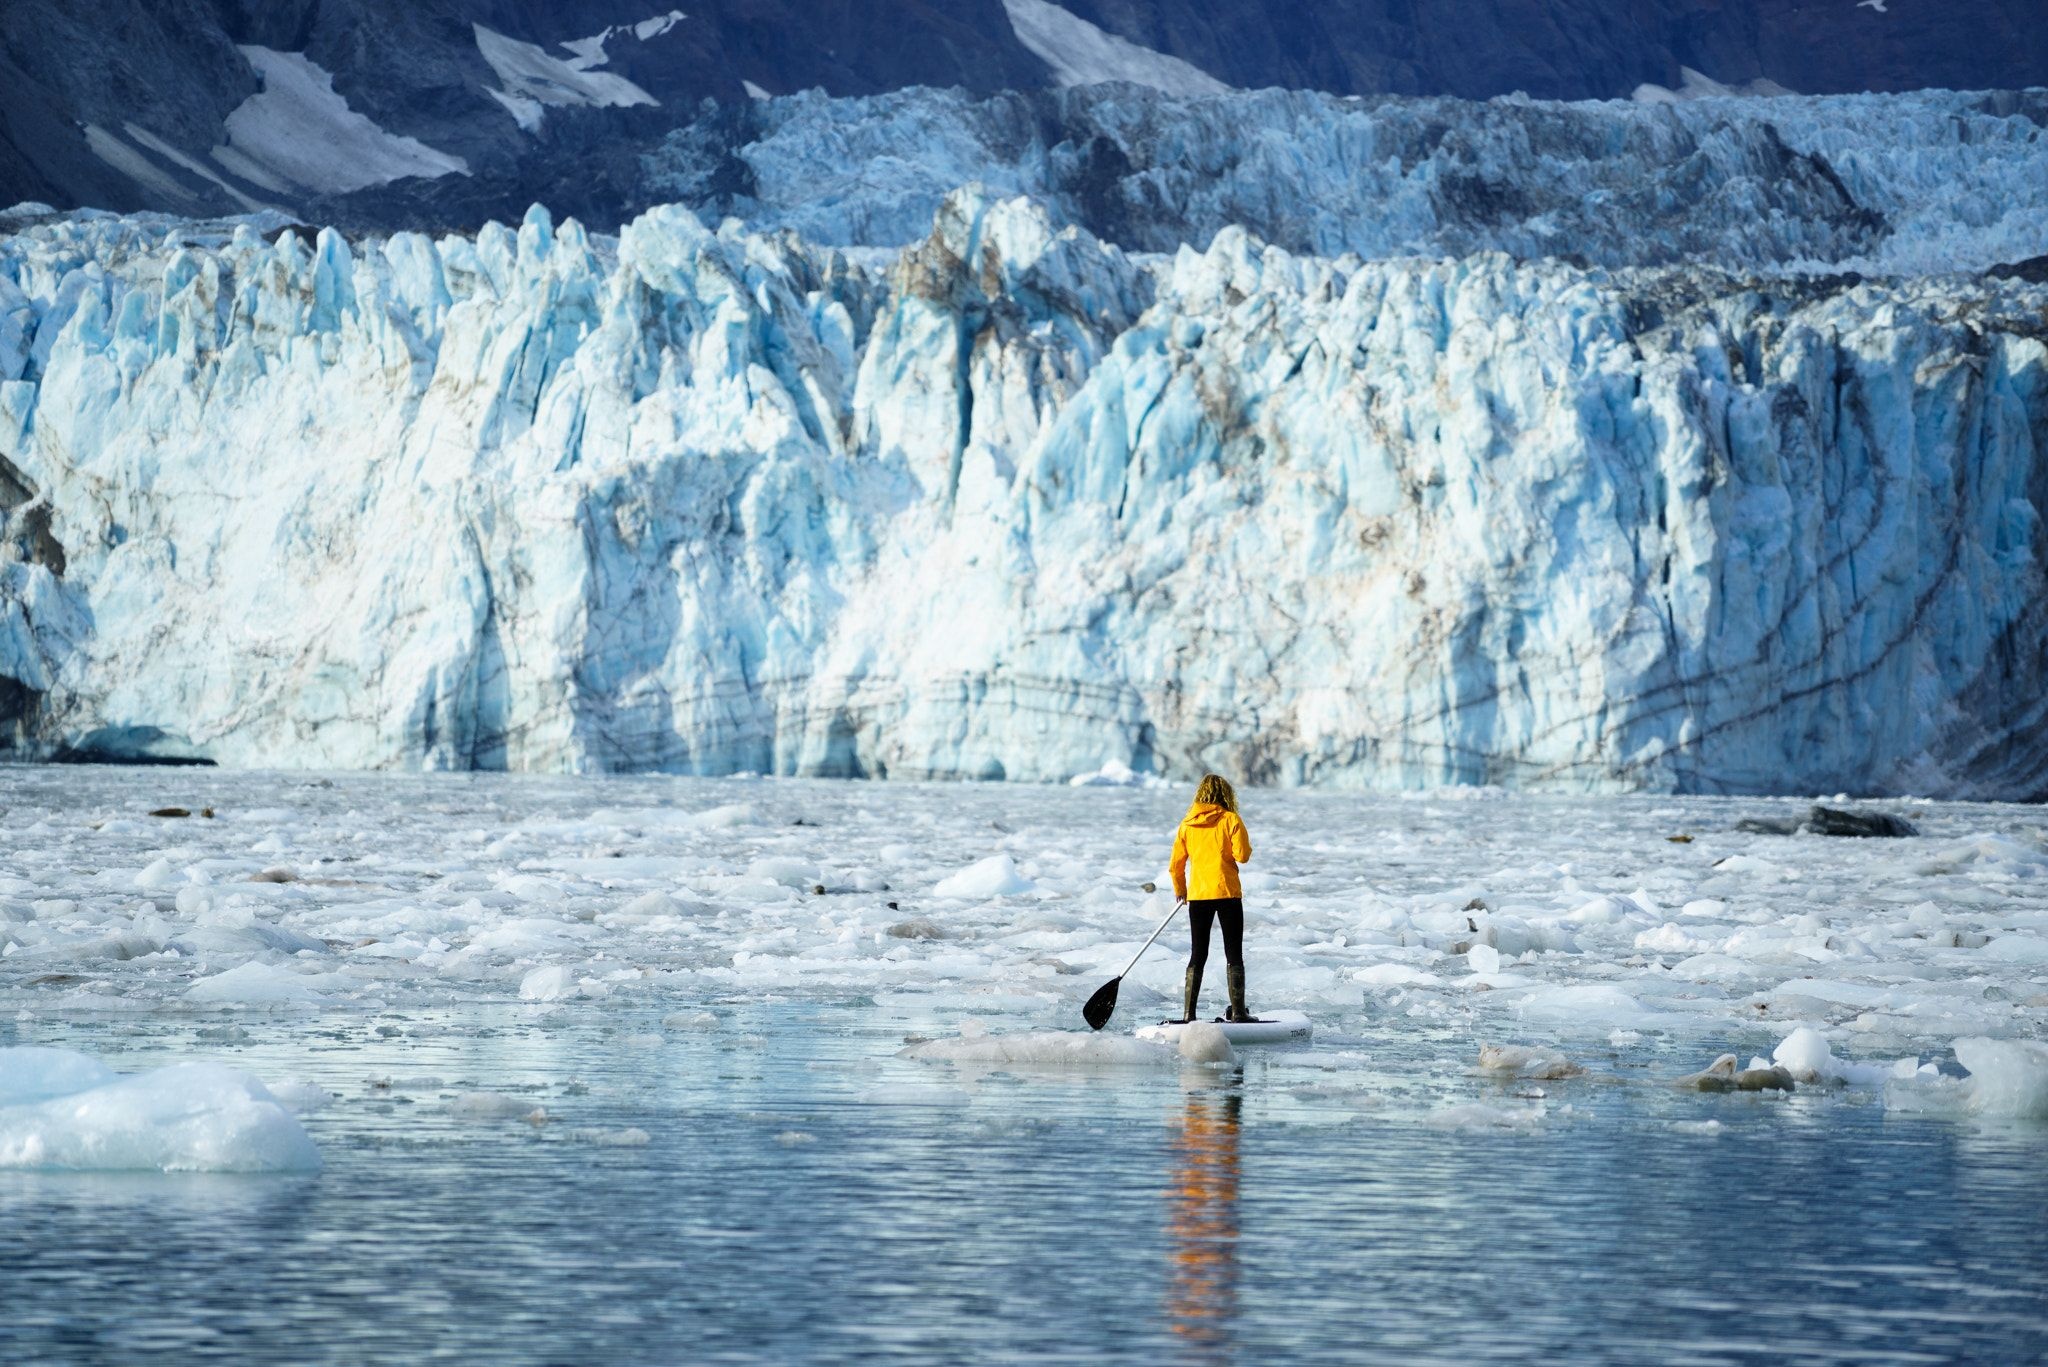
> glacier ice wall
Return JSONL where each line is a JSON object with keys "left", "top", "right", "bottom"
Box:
{"left": 646, "top": 85, "right": 2048, "bottom": 274}
{"left": 2, "top": 193, "right": 2045, "bottom": 794}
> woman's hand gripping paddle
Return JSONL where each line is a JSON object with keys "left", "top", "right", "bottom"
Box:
{"left": 1083, "top": 898, "right": 1185, "bottom": 1030}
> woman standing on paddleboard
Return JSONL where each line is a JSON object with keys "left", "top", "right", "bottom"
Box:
{"left": 1169, "top": 774, "right": 1255, "bottom": 1024}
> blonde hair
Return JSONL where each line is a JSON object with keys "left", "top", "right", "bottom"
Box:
{"left": 1193, "top": 773, "right": 1238, "bottom": 812}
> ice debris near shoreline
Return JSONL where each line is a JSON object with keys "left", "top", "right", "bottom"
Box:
{"left": 0, "top": 1045, "right": 321, "bottom": 1171}
{"left": 3, "top": 187, "right": 2045, "bottom": 795}
{"left": 3, "top": 769, "right": 2043, "bottom": 1084}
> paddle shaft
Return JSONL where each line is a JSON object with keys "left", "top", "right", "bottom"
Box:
{"left": 1116, "top": 898, "right": 1186, "bottom": 981}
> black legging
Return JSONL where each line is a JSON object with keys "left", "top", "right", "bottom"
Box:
{"left": 1187, "top": 898, "right": 1244, "bottom": 971}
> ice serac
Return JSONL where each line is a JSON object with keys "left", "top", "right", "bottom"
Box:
{"left": 0, "top": 191, "right": 2044, "bottom": 795}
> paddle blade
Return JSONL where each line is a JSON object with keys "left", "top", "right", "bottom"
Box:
{"left": 1082, "top": 975, "right": 1122, "bottom": 1031}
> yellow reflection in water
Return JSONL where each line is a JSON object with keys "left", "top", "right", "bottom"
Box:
{"left": 1165, "top": 1086, "right": 1241, "bottom": 1358}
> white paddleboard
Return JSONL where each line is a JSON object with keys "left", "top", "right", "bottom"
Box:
{"left": 1136, "top": 1010, "right": 1312, "bottom": 1046}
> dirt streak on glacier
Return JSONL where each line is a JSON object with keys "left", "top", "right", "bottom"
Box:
{"left": 0, "top": 190, "right": 2043, "bottom": 795}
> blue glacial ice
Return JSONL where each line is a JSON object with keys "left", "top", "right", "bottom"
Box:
{"left": 0, "top": 173, "right": 2044, "bottom": 794}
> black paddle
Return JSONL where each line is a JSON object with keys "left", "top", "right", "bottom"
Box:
{"left": 1083, "top": 898, "right": 1185, "bottom": 1030}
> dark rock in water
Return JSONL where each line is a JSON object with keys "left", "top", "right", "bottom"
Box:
{"left": 887, "top": 918, "right": 949, "bottom": 940}
{"left": 1736, "top": 815, "right": 1803, "bottom": 836}
{"left": 1737, "top": 806, "right": 1917, "bottom": 837}
{"left": 1675, "top": 1054, "right": 1796, "bottom": 1093}
{"left": 1734, "top": 1064, "right": 1797, "bottom": 1092}
{"left": 1805, "top": 806, "right": 1918, "bottom": 838}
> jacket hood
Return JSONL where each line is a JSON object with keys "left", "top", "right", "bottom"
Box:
{"left": 1183, "top": 803, "right": 1231, "bottom": 827}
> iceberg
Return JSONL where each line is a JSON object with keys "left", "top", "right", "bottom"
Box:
{"left": 0, "top": 1046, "right": 321, "bottom": 1172}
{"left": 0, "top": 181, "right": 2043, "bottom": 796}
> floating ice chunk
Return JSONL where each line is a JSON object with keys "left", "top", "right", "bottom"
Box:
{"left": 448, "top": 1092, "right": 547, "bottom": 1122}
{"left": 1424, "top": 1101, "right": 1546, "bottom": 1130}
{"left": 1477, "top": 1044, "right": 1582, "bottom": 1079}
{"left": 748, "top": 857, "right": 821, "bottom": 889}
{"left": 1768, "top": 1027, "right": 1907, "bottom": 1085}
{"left": 1355, "top": 963, "right": 1441, "bottom": 987}
{"left": 690, "top": 803, "right": 759, "bottom": 829}
{"left": 519, "top": 965, "right": 580, "bottom": 1001}
{"left": 901, "top": 1031, "right": 1172, "bottom": 1067}
{"left": 662, "top": 1010, "right": 719, "bottom": 1029}
{"left": 1177, "top": 1022, "right": 1237, "bottom": 1064}
{"left": 0, "top": 1046, "right": 118, "bottom": 1105}
{"left": 1467, "top": 943, "right": 1502, "bottom": 975}
{"left": 1953, "top": 1038, "right": 2048, "bottom": 1121}
{"left": 1773, "top": 1027, "right": 1836, "bottom": 1083}
{"left": 1067, "top": 760, "right": 1165, "bottom": 788}
{"left": 186, "top": 960, "right": 350, "bottom": 1004}
{"left": 1636, "top": 923, "right": 1713, "bottom": 954}
{"left": 933, "top": 855, "right": 1036, "bottom": 899}
{"left": 135, "top": 858, "right": 181, "bottom": 890}
{"left": 0, "top": 1047, "right": 319, "bottom": 1172}
{"left": 1979, "top": 935, "right": 2048, "bottom": 966}
{"left": 1510, "top": 984, "right": 1673, "bottom": 1032}
{"left": 267, "top": 1079, "right": 334, "bottom": 1113}
{"left": 774, "top": 1130, "right": 815, "bottom": 1146}
{"left": 1670, "top": 1119, "right": 1724, "bottom": 1136}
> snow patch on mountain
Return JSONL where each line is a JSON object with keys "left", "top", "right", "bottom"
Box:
{"left": 1631, "top": 66, "right": 1795, "bottom": 103}
{"left": 81, "top": 126, "right": 198, "bottom": 206}
{"left": 475, "top": 24, "right": 659, "bottom": 134}
{"left": 221, "top": 48, "right": 469, "bottom": 194}
{"left": 121, "top": 125, "right": 275, "bottom": 215}
{"left": 562, "top": 10, "right": 690, "bottom": 68}
{"left": 1002, "top": 0, "right": 1229, "bottom": 96}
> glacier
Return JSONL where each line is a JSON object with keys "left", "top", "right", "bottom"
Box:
{"left": 644, "top": 84, "right": 2048, "bottom": 273}
{"left": 1, "top": 174, "right": 2043, "bottom": 794}
{"left": 4, "top": 101, "right": 2048, "bottom": 795}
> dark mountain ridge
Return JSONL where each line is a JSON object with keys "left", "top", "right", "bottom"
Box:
{"left": 3, "top": 0, "right": 2044, "bottom": 233}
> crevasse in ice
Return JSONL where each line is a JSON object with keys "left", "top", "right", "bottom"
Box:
{"left": 0, "top": 183, "right": 2043, "bottom": 794}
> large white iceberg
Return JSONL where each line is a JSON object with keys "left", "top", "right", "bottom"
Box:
{"left": 0, "top": 1046, "right": 322, "bottom": 1172}
{"left": 0, "top": 182, "right": 2043, "bottom": 795}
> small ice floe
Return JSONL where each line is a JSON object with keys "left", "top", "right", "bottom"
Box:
{"left": 0, "top": 1046, "right": 320, "bottom": 1172}
{"left": 774, "top": 1130, "right": 816, "bottom": 1146}
{"left": 1675, "top": 1054, "right": 1796, "bottom": 1092}
{"left": 1890, "top": 1038, "right": 2048, "bottom": 1122}
{"left": 1424, "top": 1101, "right": 1548, "bottom": 1131}
{"left": 186, "top": 960, "right": 352, "bottom": 1005}
{"left": 901, "top": 1030, "right": 1172, "bottom": 1067}
{"left": 1770, "top": 1027, "right": 1905, "bottom": 1086}
{"left": 1067, "top": 760, "right": 1166, "bottom": 788}
{"left": 1670, "top": 1119, "right": 1724, "bottom": 1136}
{"left": 932, "top": 855, "right": 1036, "bottom": 899}
{"left": 447, "top": 1093, "right": 549, "bottom": 1124}
{"left": 519, "top": 964, "right": 604, "bottom": 1002}
{"left": 1477, "top": 1043, "right": 1582, "bottom": 1079}
{"left": 1177, "top": 1021, "right": 1237, "bottom": 1065}
{"left": 662, "top": 1010, "right": 719, "bottom": 1029}
{"left": 266, "top": 1079, "right": 335, "bottom": 1114}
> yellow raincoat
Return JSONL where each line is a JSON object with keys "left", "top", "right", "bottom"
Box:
{"left": 1170, "top": 803, "right": 1252, "bottom": 901}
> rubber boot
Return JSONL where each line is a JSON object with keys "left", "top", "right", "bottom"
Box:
{"left": 1177, "top": 964, "right": 1203, "bottom": 1025}
{"left": 1224, "top": 965, "right": 1254, "bottom": 1023}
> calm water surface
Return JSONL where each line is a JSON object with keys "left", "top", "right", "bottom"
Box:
{"left": 3, "top": 1004, "right": 2045, "bottom": 1365}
